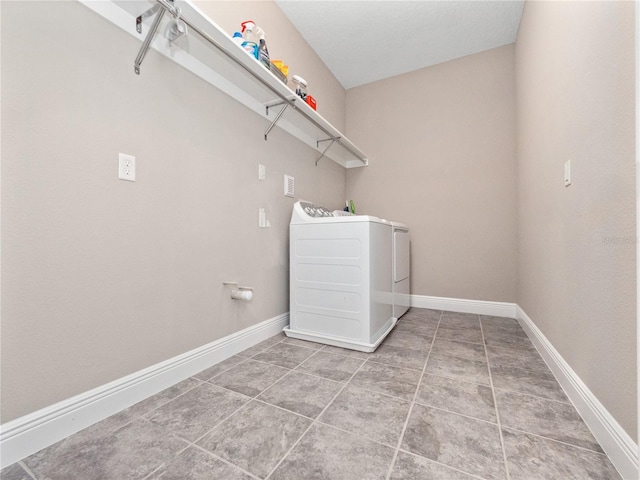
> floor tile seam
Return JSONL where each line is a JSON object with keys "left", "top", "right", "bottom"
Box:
{"left": 195, "top": 356, "right": 251, "bottom": 382}
{"left": 390, "top": 330, "right": 436, "bottom": 340}
{"left": 17, "top": 461, "right": 37, "bottom": 480}
{"left": 499, "top": 425, "right": 607, "bottom": 456}
{"left": 279, "top": 340, "right": 326, "bottom": 353}
{"left": 411, "top": 399, "right": 498, "bottom": 426}
{"left": 427, "top": 349, "right": 489, "bottom": 366}
{"left": 198, "top": 377, "right": 262, "bottom": 401}
{"left": 184, "top": 392, "right": 257, "bottom": 448}
{"left": 121, "top": 377, "right": 206, "bottom": 424}
{"left": 364, "top": 358, "right": 424, "bottom": 373}
{"left": 235, "top": 337, "right": 287, "bottom": 358}
{"left": 486, "top": 361, "right": 554, "bottom": 377}
{"left": 383, "top": 341, "right": 431, "bottom": 352}
{"left": 421, "top": 370, "right": 495, "bottom": 389}
{"left": 344, "top": 380, "right": 418, "bottom": 404}
{"left": 488, "top": 365, "right": 561, "bottom": 386}
{"left": 437, "top": 323, "right": 483, "bottom": 332}
{"left": 263, "top": 351, "right": 374, "bottom": 480}
{"left": 289, "top": 364, "right": 348, "bottom": 385}
{"left": 492, "top": 385, "right": 572, "bottom": 405}
{"left": 480, "top": 320, "right": 511, "bottom": 480}
{"left": 293, "top": 349, "right": 367, "bottom": 381}
{"left": 484, "top": 342, "right": 537, "bottom": 352}
{"left": 181, "top": 441, "right": 263, "bottom": 480}
{"left": 483, "top": 331, "right": 530, "bottom": 340}
{"left": 251, "top": 396, "right": 316, "bottom": 423}
{"left": 318, "top": 344, "right": 369, "bottom": 360}
{"left": 140, "top": 462, "right": 167, "bottom": 480}
{"left": 225, "top": 356, "right": 294, "bottom": 374}
{"left": 435, "top": 335, "right": 484, "bottom": 346}
{"left": 312, "top": 419, "right": 399, "bottom": 450}
{"left": 384, "top": 310, "right": 443, "bottom": 480}
{"left": 424, "top": 370, "right": 492, "bottom": 388}
{"left": 395, "top": 448, "right": 490, "bottom": 480}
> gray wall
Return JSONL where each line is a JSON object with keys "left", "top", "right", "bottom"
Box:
{"left": 1, "top": 0, "right": 347, "bottom": 422}
{"left": 345, "top": 45, "right": 518, "bottom": 302}
{"left": 516, "top": 0, "right": 636, "bottom": 441}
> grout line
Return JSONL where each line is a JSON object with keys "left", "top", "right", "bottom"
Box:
{"left": 364, "top": 358, "right": 425, "bottom": 373}
{"left": 480, "top": 315, "right": 511, "bottom": 480}
{"left": 263, "top": 347, "right": 375, "bottom": 480}
{"left": 395, "top": 449, "right": 490, "bottom": 480}
{"left": 17, "top": 461, "right": 37, "bottom": 480}
{"left": 499, "top": 425, "right": 610, "bottom": 456}
{"left": 140, "top": 462, "right": 167, "bottom": 480}
{"left": 185, "top": 442, "right": 262, "bottom": 480}
{"left": 135, "top": 377, "right": 205, "bottom": 420}
{"left": 384, "top": 309, "right": 443, "bottom": 480}
{"left": 191, "top": 365, "right": 303, "bottom": 446}
{"left": 491, "top": 385, "right": 572, "bottom": 405}
{"left": 194, "top": 356, "right": 250, "bottom": 382}
{"left": 185, "top": 394, "right": 255, "bottom": 448}
{"left": 411, "top": 401, "right": 499, "bottom": 427}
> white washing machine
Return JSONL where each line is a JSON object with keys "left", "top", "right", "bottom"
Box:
{"left": 286, "top": 201, "right": 395, "bottom": 352}
{"left": 392, "top": 222, "right": 411, "bottom": 319}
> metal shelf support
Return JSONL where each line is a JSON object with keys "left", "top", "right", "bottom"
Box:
{"left": 264, "top": 104, "right": 289, "bottom": 140}
{"left": 315, "top": 138, "right": 336, "bottom": 166}
{"left": 134, "top": 5, "right": 166, "bottom": 74}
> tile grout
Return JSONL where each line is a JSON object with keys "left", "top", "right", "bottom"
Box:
{"left": 480, "top": 314, "right": 512, "bottom": 480}
{"left": 384, "top": 310, "right": 443, "bottom": 480}
{"left": 499, "top": 425, "right": 609, "bottom": 456}
{"left": 395, "top": 448, "right": 490, "bottom": 480}
{"left": 263, "top": 345, "right": 376, "bottom": 480}
{"left": 17, "top": 461, "right": 37, "bottom": 480}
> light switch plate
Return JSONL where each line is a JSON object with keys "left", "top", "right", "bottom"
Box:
{"left": 258, "top": 164, "right": 266, "bottom": 180}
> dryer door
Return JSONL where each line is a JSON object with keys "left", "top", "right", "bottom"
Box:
{"left": 393, "top": 229, "right": 410, "bottom": 283}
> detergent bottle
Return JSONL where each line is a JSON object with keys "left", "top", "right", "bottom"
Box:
{"left": 240, "top": 21, "right": 259, "bottom": 60}
{"left": 241, "top": 20, "right": 270, "bottom": 69}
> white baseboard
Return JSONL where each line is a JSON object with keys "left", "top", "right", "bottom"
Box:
{"left": 0, "top": 313, "right": 289, "bottom": 469}
{"left": 411, "top": 294, "right": 517, "bottom": 318}
{"left": 516, "top": 306, "right": 639, "bottom": 480}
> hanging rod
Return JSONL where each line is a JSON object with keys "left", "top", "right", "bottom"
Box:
{"left": 136, "top": 0, "right": 367, "bottom": 165}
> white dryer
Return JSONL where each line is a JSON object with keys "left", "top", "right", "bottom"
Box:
{"left": 286, "top": 201, "right": 395, "bottom": 352}
{"left": 392, "top": 222, "right": 410, "bottom": 319}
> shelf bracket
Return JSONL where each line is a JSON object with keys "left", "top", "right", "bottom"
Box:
{"left": 315, "top": 138, "right": 336, "bottom": 166}
{"left": 264, "top": 103, "right": 289, "bottom": 140}
{"left": 136, "top": 4, "right": 161, "bottom": 34}
{"left": 265, "top": 100, "right": 289, "bottom": 116}
{"left": 134, "top": 4, "right": 166, "bottom": 74}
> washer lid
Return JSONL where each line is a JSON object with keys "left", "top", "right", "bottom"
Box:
{"left": 291, "top": 201, "right": 390, "bottom": 225}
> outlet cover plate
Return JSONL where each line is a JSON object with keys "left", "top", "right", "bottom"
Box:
{"left": 119, "top": 153, "right": 136, "bottom": 182}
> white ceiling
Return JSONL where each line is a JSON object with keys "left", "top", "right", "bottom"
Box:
{"left": 274, "top": 1, "right": 525, "bottom": 89}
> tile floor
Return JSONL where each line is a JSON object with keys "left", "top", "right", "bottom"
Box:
{"left": 1, "top": 309, "right": 622, "bottom": 480}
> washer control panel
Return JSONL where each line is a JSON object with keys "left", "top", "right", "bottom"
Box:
{"left": 300, "top": 201, "right": 334, "bottom": 218}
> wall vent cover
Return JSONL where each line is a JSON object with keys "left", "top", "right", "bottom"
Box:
{"left": 284, "top": 175, "right": 295, "bottom": 197}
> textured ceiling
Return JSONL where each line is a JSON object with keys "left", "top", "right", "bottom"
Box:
{"left": 275, "top": 0, "right": 525, "bottom": 89}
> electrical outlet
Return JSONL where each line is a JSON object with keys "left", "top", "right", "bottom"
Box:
{"left": 119, "top": 153, "right": 136, "bottom": 182}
